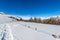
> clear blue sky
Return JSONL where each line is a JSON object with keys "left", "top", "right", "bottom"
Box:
{"left": 0, "top": 0, "right": 60, "bottom": 17}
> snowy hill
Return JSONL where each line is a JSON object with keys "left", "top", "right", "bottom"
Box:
{"left": 0, "top": 13, "right": 60, "bottom": 40}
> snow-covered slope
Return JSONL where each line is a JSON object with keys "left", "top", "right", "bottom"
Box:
{"left": 0, "top": 14, "right": 17, "bottom": 24}
{"left": 0, "top": 13, "right": 60, "bottom": 40}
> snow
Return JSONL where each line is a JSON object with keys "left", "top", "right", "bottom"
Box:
{"left": 0, "top": 24, "right": 14, "bottom": 40}
{"left": 0, "top": 14, "right": 60, "bottom": 40}
{"left": 20, "top": 22, "right": 60, "bottom": 35}
{"left": 3, "top": 22, "right": 55, "bottom": 40}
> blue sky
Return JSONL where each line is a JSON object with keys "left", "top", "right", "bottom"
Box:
{"left": 0, "top": 0, "right": 60, "bottom": 17}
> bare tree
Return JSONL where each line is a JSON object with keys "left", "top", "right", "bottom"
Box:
{"left": 34, "top": 17, "right": 37, "bottom": 22}
{"left": 29, "top": 17, "right": 33, "bottom": 22}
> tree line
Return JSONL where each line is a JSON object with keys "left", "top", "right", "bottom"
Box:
{"left": 9, "top": 16, "right": 60, "bottom": 25}
{"left": 28, "top": 17, "right": 60, "bottom": 25}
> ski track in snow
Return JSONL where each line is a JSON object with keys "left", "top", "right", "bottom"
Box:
{"left": 0, "top": 24, "right": 14, "bottom": 40}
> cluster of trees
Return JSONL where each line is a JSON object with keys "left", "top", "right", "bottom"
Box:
{"left": 29, "top": 17, "right": 41, "bottom": 23}
{"left": 28, "top": 17, "right": 60, "bottom": 25}
{"left": 42, "top": 18, "right": 56, "bottom": 24}
{"left": 43, "top": 16, "right": 60, "bottom": 25}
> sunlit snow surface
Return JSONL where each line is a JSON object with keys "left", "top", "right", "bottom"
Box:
{"left": 0, "top": 14, "right": 60, "bottom": 40}
{"left": 0, "top": 24, "right": 14, "bottom": 40}
{"left": 55, "top": 38, "right": 60, "bottom": 40}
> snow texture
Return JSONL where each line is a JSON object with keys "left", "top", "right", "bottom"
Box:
{"left": 0, "top": 14, "right": 60, "bottom": 40}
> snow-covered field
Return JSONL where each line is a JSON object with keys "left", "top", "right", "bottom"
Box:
{"left": 0, "top": 14, "right": 60, "bottom": 40}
